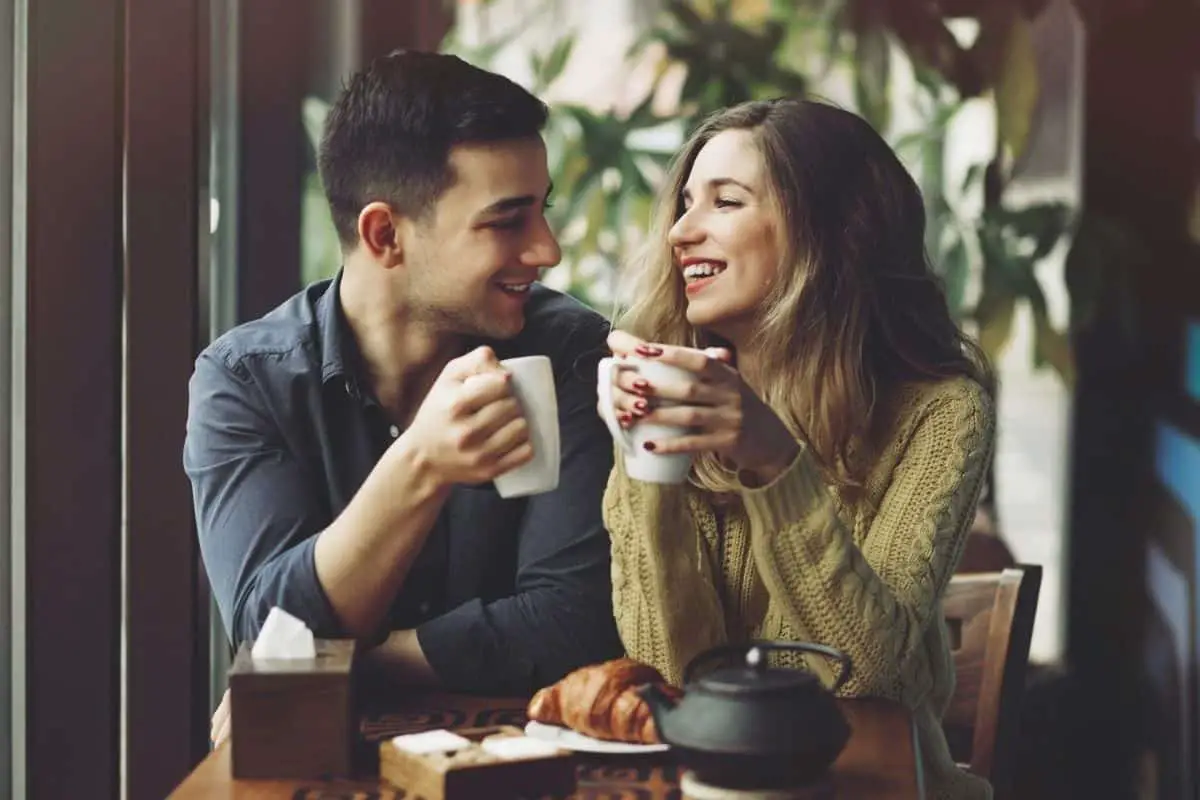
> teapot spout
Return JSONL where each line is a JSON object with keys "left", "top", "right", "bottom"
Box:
{"left": 637, "top": 683, "right": 680, "bottom": 745}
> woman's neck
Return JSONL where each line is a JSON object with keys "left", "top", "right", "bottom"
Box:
{"left": 729, "top": 345, "right": 764, "bottom": 394}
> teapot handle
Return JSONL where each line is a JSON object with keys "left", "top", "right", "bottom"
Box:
{"left": 683, "top": 640, "right": 853, "bottom": 693}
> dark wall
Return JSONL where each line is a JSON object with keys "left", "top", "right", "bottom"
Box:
{"left": 1067, "top": 1, "right": 1200, "bottom": 796}
{"left": 361, "top": 0, "right": 452, "bottom": 62}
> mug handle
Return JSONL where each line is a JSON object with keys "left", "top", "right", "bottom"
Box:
{"left": 597, "top": 357, "right": 637, "bottom": 454}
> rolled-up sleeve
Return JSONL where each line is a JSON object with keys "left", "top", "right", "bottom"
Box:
{"left": 184, "top": 349, "right": 342, "bottom": 644}
{"left": 416, "top": 331, "right": 623, "bottom": 694}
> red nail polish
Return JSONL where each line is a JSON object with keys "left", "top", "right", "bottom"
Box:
{"left": 634, "top": 399, "right": 648, "bottom": 413}
{"left": 636, "top": 345, "right": 662, "bottom": 357}
{"left": 633, "top": 379, "right": 651, "bottom": 393}
{"left": 643, "top": 441, "right": 657, "bottom": 452}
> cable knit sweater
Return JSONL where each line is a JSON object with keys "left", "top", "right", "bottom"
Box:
{"left": 604, "top": 376, "right": 995, "bottom": 800}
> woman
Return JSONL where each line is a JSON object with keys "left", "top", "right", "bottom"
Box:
{"left": 601, "top": 97, "right": 995, "bottom": 799}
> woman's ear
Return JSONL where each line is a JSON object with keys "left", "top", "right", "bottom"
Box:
{"left": 357, "top": 202, "right": 402, "bottom": 264}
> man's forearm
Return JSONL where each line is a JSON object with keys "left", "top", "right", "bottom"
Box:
{"left": 313, "top": 436, "right": 449, "bottom": 638}
{"left": 360, "top": 629, "right": 441, "bottom": 686}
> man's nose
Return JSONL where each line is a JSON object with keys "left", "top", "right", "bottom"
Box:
{"left": 523, "top": 215, "right": 562, "bottom": 269}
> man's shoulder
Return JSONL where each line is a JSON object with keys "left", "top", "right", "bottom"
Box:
{"left": 518, "top": 284, "right": 610, "bottom": 350}
{"left": 510, "top": 284, "right": 610, "bottom": 383}
{"left": 199, "top": 281, "right": 329, "bottom": 377}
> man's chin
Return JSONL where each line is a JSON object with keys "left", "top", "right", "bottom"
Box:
{"left": 470, "top": 311, "right": 526, "bottom": 341}
{"left": 484, "top": 319, "right": 525, "bottom": 340}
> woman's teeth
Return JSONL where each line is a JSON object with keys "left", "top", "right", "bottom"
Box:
{"left": 683, "top": 262, "right": 726, "bottom": 282}
{"left": 497, "top": 282, "right": 532, "bottom": 294}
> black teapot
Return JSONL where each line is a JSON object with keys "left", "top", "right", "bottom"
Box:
{"left": 639, "top": 640, "right": 852, "bottom": 789}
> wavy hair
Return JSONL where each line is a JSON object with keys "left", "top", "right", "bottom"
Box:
{"left": 616, "top": 98, "right": 993, "bottom": 495}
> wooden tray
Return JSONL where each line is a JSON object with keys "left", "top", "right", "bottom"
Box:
{"left": 379, "top": 725, "right": 576, "bottom": 799}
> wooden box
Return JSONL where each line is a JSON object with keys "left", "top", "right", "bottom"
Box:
{"left": 228, "top": 638, "right": 356, "bottom": 780}
{"left": 379, "top": 725, "right": 576, "bottom": 799}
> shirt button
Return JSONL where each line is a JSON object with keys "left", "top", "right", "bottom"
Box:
{"left": 418, "top": 601, "right": 431, "bottom": 615}
{"left": 388, "top": 424, "right": 400, "bottom": 439}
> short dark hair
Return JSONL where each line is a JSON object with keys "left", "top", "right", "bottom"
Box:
{"left": 318, "top": 50, "right": 549, "bottom": 247}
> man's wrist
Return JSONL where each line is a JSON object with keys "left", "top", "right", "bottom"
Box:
{"left": 385, "top": 435, "right": 451, "bottom": 502}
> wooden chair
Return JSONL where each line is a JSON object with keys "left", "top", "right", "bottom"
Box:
{"left": 942, "top": 565, "right": 1042, "bottom": 799}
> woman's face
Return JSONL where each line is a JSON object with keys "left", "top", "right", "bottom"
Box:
{"left": 669, "top": 128, "right": 783, "bottom": 342}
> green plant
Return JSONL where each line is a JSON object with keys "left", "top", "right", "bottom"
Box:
{"left": 819, "top": 0, "right": 1084, "bottom": 381}
{"left": 300, "top": 97, "right": 341, "bottom": 287}
{"left": 303, "top": 0, "right": 1106, "bottom": 385}
{"left": 441, "top": 7, "right": 684, "bottom": 308}
{"left": 641, "top": 0, "right": 809, "bottom": 129}
{"left": 491, "top": 0, "right": 1086, "bottom": 382}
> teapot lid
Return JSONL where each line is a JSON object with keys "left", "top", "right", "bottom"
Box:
{"left": 684, "top": 642, "right": 853, "bottom": 698}
{"left": 693, "top": 646, "right": 818, "bottom": 696}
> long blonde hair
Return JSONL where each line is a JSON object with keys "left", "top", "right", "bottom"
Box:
{"left": 616, "top": 98, "right": 993, "bottom": 495}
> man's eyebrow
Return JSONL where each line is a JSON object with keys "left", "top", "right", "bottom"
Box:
{"left": 480, "top": 182, "right": 555, "bottom": 216}
{"left": 681, "top": 177, "right": 754, "bottom": 199}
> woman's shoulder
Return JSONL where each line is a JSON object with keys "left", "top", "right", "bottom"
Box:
{"left": 888, "top": 375, "right": 996, "bottom": 441}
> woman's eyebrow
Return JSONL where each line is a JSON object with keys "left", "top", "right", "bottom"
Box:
{"left": 681, "top": 177, "right": 755, "bottom": 201}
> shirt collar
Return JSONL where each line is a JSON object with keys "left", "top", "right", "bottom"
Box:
{"left": 316, "top": 268, "right": 367, "bottom": 396}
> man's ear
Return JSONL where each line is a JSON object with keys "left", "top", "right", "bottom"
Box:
{"left": 356, "top": 202, "right": 402, "bottom": 264}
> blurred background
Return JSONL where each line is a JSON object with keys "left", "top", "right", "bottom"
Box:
{"left": 0, "top": 0, "right": 1197, "bottom": 797}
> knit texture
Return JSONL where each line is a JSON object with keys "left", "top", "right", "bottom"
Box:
{"left": 604, "top": 376, "right": 995, "bottom": 800}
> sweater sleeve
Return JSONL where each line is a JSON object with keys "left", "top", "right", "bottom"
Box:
{"left": 602, "top": 454, "right": 728, "bottom": 686}
{"left": 739, "top": 380, "right": 995, "bottom": 701}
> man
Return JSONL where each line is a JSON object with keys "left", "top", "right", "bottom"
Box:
{"left": 185, "top": 51, "right": 622, "bottom": 742}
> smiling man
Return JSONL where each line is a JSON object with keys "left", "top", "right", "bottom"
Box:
{"left": 185, "top": 52, "right": 621, "bottom": 737}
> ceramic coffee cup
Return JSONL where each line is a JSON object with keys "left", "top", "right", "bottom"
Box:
{"left": 492, "top": 355, "right": 560, "bottom": 498}
{"left": 597, "top": 355, "right": 694, "bottom": 484}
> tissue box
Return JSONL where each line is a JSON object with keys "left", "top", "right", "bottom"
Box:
{"left": 379, "top": 725, "right": 576, "bottom": 800}
{"left": 228, "top": 638, "right": 356, "bottom": 780}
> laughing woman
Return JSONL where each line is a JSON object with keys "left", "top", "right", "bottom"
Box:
{"left": 601, "top": 98, "right": 995, "bottom": 800}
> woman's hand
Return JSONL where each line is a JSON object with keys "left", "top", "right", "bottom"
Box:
{"left": 601, "top": 331, "right": 800, "bottom": 482}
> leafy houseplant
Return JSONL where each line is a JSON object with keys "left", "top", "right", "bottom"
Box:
{"left": 305, "top": 0, "right": 1123, "bottom": 388}
{"left": 448, "top": 0, "right": 1120, "bottom": 388}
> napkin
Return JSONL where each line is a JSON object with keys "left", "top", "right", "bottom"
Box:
{"left": 251, "top": 606, "right": 316, "bottom": 660}
{"left": 481, "top": 735, "right": 562, "bottom": 760}
{"left": 391, "top": 730, "right": 473, "bottom": 755}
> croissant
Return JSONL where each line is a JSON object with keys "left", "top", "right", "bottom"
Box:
{"left": 527, "top": 657, "right": 683, "bottom": 744}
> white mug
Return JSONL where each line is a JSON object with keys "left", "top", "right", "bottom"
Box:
{"left": 492, "top": 356, "right": 561, "bottom": 499}
{"left": 597, "top": 356, "right": 694, "bottom": 484}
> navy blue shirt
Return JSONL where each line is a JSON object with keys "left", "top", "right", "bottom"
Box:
{"left": 183, "top": 273, "right": 622, "bottom": 694}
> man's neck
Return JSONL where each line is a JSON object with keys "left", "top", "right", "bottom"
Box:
{"left": 339, "top": 261, "right": 462, "bottom": 424}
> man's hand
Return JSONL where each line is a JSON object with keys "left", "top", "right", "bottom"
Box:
{"left": 210, "top": 688, "right": 231, "bottom": 747}
{"left": 398, "top": 346, "right": 534, "bottom": 489}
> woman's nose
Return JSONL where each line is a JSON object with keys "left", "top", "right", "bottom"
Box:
{"left": 668, "top": 209, "right": 703, "bottom": 247}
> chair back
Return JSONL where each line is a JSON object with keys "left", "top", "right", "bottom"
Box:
{"left": 942, "top": 564, "right": 1042, "bottom": 798}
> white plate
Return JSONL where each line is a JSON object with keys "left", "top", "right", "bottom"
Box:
{"left": 523, "top": 720, "right": 670, "bottom": 754}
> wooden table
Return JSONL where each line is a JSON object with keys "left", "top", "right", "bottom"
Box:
{"left": 170, "top": 693, "right": 925, "bottom": 799}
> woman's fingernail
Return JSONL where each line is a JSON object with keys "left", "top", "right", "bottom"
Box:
{"left": 632, "top": 379, "right": 651, "bottom": 393}
{"left": 643, "top": 441, "right": 657, "bottom": 452}
{"left": 636, "top": 345, "right": 662, "bottom": 357}
{"left": 633, "top": 399, "right": 648, "bottom": 413}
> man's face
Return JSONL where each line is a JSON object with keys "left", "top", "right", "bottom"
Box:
{"left": 400, "top": 136, "right": 560, "bottom": 340}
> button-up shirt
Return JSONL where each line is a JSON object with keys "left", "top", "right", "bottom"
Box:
{"left": 183, "top": 272, "right": 622, "bottom": 694}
